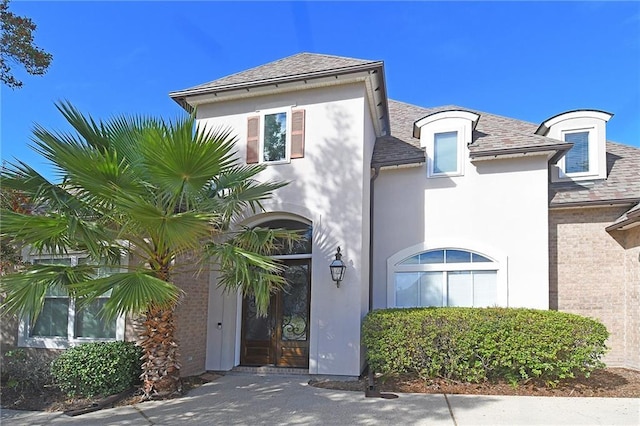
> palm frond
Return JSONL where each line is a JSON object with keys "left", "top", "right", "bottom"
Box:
{"left": 206, "top": 242, "right": 287, "bottom": 315}
{"left": 139, "top": 118, "right": 238, "bottom": 211}
{"left": 0, "top": 160, "right": 85, "bottom": 213}
{"left": 70, "top": 272, "right": 183, "bottom": 320}
{"left": 0, "top": 263, "right": 96, "bottom": 321}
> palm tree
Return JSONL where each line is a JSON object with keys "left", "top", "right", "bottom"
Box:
{"left": 1, "top": 102, "right": 295, "bottom": 398}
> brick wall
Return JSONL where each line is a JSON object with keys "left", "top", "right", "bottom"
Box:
{"left": 549, "top": 206, "right": 639, "bottom": 369}
{"left": 172, "top": 252, "right": 210, "bottom": 377}
{"left": 623, "top": 227, "right": 640, "bottom": 369}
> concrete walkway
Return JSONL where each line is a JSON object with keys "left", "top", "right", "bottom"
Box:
{"left": 1, "top": 373, "right": 638, "bottom": 425}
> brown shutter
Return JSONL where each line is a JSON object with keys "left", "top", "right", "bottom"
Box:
{"left": 246, "top": 115, "right": 260, "bottom": 164}
{"left": 290, "top": 109, "right": 305, "bottom": 159}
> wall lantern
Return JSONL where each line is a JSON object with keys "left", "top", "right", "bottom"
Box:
{"left": 329, "top": 247, "right": 346, "bottom": 287}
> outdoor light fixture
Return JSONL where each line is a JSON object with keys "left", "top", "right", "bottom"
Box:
{"left": 329, "top": 247, "right": 346, "bottom": 287}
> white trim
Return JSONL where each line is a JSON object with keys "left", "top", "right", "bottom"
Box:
{"left": 558, "top": 128, "right": 596, "bottom": 178}
{"left": 414, "top": 110, "right": 479, "bottom": 138}
{"left": 417, "top": 114, "right": 476, "bottom": 179}
{"left": 539, "top": 110, "right": 612, "bottom": 132}
{"left": 234, "top": 289, "right": 242, "bottom": 367}
{"left": 427, "top": 129, "right": 465, "bottom": 178}
{"left": 272, "top": 254, "right": 313, "bottom": 260}
{"left": 257, "top": 106, "right": 292, "bottom": 165}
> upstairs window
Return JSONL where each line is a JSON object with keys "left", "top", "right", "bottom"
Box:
{"left": 563, "top": 131, "right": 589, "bottom": 174}
{"left": 433, "top": 131, "right": 459, "bottom": 174}
{"left": 246, "top": 108, "right": 305, "bottom": 164}
{"left": 263, "top": 112, "right": 287, "bottom": 162}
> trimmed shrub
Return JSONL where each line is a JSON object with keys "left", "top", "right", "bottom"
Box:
{"left": 1, "top": 348, "right": 57, "bottom": 393}
{"left": 362, "top": 307, "right": 608, "bottom": 386}
{"left": 51, "top": 341, "right": 142, "bottom": 397}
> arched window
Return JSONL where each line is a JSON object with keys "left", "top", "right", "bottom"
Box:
{"left": 392, "top": 249, "right": 497, "bottom": 308}
{"left": 255, "top": 219, "right": 312, "bottom": 256}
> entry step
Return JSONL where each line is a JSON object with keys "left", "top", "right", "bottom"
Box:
{"left": 231, "top": 366, "right": 309, "bottom": 375}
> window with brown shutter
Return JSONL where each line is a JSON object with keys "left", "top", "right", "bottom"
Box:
{"left": 246, "top": 116, "right": 260, "bottom": 164}
{"left": 290, "top": 109, "right": 305, "bottom": 159}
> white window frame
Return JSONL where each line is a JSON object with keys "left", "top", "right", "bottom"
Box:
{"left": 18, "top": 253, "right": 126, "bottom": 349}
{"left": 387, "top": 241, "right": 508, "bottom": 308}
{"left": 428, "top": 129, "right": 464, "bottom": 177}
{"left": 258, "top": 106, "right": 292, "bottom": 165}
{"left": 415, "top": 111, "right": 478, "bottom": 179}
{"left": 558, "top": 127, "right": 596, "bottom": 178}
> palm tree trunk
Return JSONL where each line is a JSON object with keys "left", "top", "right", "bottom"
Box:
{"left": 140, "top": 303, "right": 182, "bottom": 399}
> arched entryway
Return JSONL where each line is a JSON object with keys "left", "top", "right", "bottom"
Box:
{"left": 240, "top": 219, "right": 312, "bottom": 368}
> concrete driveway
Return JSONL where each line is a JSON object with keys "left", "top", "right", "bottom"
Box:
{"left": 1, "top": 373, "right": 639, "bottom": 425}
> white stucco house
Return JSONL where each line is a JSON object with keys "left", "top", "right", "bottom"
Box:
{"left": 5, "top": 53, "right": 639, "bottom": 377}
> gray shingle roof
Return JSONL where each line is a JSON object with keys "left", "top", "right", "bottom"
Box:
{"left": 377, "top": 100, "right": 640, "bottom": 208}
{"left": 373, "top": 100, "right": 568, "bottom": 167}
{"left": 168, "top": 52, "right": 640, "bottom": 209}
{"left": 607, "top": 202, "right": 640, "bottom": 231}
{"left": 550, "top": 141, "right": 640, "bottom": 206}
{"left": 170, "top": 53, "right": 381, "bottom": 97}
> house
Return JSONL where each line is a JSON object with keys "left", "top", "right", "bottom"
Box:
{"left": 4, "top": 53, "right": 639, "bottom": 377}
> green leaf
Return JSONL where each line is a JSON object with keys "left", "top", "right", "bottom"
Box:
{"left": 70, "top": 271, "right": 182, "bottom": 320}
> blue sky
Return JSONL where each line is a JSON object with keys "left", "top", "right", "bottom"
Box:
{"left": 2, "top": 1, "right": 639, "bottom": 181}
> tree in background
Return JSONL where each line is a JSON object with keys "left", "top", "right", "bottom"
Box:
{"left": 0, "top": 186, "right": 30, "bottom": 274}
{"left": 1, "top": 103, "right": 296, "bottom": 398}
{"left": 1, "top": 0, "right": 52, "bottom": 88}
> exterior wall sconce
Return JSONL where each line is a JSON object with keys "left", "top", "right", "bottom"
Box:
{"left": 329, "top": 246, "right": 346, "bottom": 287}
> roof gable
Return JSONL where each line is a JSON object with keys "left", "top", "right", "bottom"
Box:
{"left": 170, "top": 53, "right": 381, "bottom": 98}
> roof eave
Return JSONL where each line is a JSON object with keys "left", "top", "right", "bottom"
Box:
{"left": 550, "top": 198, "right": 640, "bottom": 210}
{"left": 469, "top": 143, "right": 572, "bottom": 162}
{"left": 169, "top": 61, "right": 384, "bottom": 108}
{"left": 372, "top": 156, "right": 426, "bottom": 169}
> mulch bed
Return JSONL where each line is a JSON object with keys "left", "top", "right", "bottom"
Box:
{"left": 309, "top": 368, "right": 640, "bottom": 398}
{"left": 0, "top": 373, "right": 220, "bottom": 412}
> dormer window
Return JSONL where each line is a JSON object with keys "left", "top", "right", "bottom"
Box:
{"left": 536, "top": 110, "right": 612, "bottom": 182}
{"left": 414, "top": 110, "right": 479, "bottom": 178}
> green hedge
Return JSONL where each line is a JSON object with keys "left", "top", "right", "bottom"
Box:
{"left": 362, "top": 308, "right": 608, "bottom": 385}
{"left": 51, "top": 341, "right": 142, "bottom": 397}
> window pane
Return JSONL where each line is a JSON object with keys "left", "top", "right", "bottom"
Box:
{"left": 75, "top": 299, "right": 116, "bottom": 339}
{"left": 447, "top": 271, "right": 473, "bottom": 307}
{"left": 43, "top": 284, "right": 68, "bottom": 297}
{"left": 420, "top": 272, "right": 443, "bottom": 307}
{"left": 400, "top": 255, "right": 420, "bottom": 265}
{"left": 473, "top": 271, "right": 497, "bottom": 307}
{"left": 395, "top": 273, "right": 420, "bottom": 307}
{"left": 263, "top": 112, "right": 287, "bottom": 162}
{"left": 472, "top": 253, "right": 492, "bottom": 263}
{"left": 31, "top": 299, "right": 69, "bottom": 337}
{"left": 446, "top": 249, "right": 471, "bottom": 263}
{"left": 433, "top": 131, "right": 458, "bottom": 174}
{"left": 564, "top": 132, "right": 589, "bottom": 173}
{"left": 420, "top": 250, "right": 444, "bottom": 264}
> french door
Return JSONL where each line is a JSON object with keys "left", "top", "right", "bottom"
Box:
{"left": 240, "top": 259, "right": 311, "bottom": 368}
